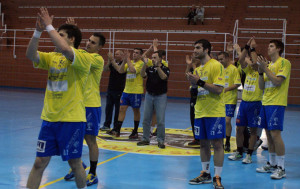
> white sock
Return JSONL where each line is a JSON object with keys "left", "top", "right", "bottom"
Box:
{"left": 269, "top": 153, "right": 276, "bottom": 166}
{"left": 214, "top": 166, "right": 223, "bottom": 177}
{"left": 78, "top": 187, "right": 87, "bottom": 189}
{"left": 201, "top": 162, "right": 210, "bottom": 173}
{"left": 276, "top": 155, "right": 285, "bottom": 170}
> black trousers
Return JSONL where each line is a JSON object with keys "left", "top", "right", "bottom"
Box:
{"left": 190, "top": 88, "right": 198, "bottom": 139}
{"left": 103, "top": 90, "right": 123, "bottom": 129}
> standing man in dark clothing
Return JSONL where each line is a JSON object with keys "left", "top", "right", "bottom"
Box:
{"left": 137, "top": 51, "right": 170, "bottom": 149}
{"left": 101, "top": 50, "right": 126, "bottom": 132}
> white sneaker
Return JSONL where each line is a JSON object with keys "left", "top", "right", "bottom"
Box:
{"left": 242, "top": 154, "right": 252, "bottom": 164}
{"left": 228, "top": 152, "right": 243, "bottom": 161}
{"left": 270, "top": 167, "right": 286, "bottom": 179}
{"left": 256, "top": 162, "right": 277, "bottom": 173}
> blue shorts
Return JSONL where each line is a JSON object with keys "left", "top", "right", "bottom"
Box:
{"left": 236, "top": 101, "right": 262, "bottom": 128}
{"left": 226, "top": 104, "right": 236, "bottom": 117}
{"left": 120, "top": 92, "right": 142, "bottom": 108}
{"left": 258, "top": 105, "right": 285, "bottom": 131}
{"left": 36, "top": 121, "right": 85, "bottom": 161}
{"left": 85, "top": 107, "right": 101, "bottom": 136}
{"left": 194, "top": 117, "right": 226, "bottom": 140}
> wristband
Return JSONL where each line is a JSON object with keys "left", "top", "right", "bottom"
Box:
{"left": 196, "top": 79, "right": 206, "bottom": 87}
{"left": 46, "top": 25, "right": 55, "bottom": 33}
{"left": 244, "top": 45, "right": 250, "bottom": 50}
{"left": 250, "top": 48, "right": 256, "bottom": 52}
{"left": 259, "top": 73, "right": 263, "bottom": 76}
{"left": 33, "top": 30, "right": 42, "bottom": 38}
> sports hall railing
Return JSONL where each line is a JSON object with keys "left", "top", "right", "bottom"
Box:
{"left": 232, "top": 19, "right": 287, "bottom": 57}
{"left": 0, "top": 29, "right": 233, "bottom": 60}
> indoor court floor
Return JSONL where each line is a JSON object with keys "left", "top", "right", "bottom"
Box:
{"left": 0, "top": 87, "right": 300, "bottom": 189}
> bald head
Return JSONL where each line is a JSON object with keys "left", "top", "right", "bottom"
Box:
{"left": 115, "top": 50, "right": 124, "bottom": 62}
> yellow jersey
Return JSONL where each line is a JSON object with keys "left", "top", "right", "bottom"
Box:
{"left": 34, "top": 48, "right": 98, "bottom": 122}
{"left": 83, "top": 53, "right": 104, "bottom": 107}
{"left": 224, "top": 64, "right": 241, "bottom": 105}
{"left": 147, "top": 59, "right": 168, "bottom": 67}
{"left": 123, "top": 59, "right": 144, "bottom": 94}
{"left": 242, "top": 65, "right": 263, "bottom": 102}
{"left": 262, "top": 57, "right": 291, "bottom": 106}
{"left": 194, "top": 59, "right": 225, "bottom": 118}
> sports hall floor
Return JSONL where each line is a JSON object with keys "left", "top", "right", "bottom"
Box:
{"left": 1, "top": 87, "right": 300, "bottom": 189}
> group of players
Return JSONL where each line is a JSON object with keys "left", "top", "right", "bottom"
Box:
{"left": 185, "top": 36, "right": 290, "bottom": 189}
{"left": 25, "top": 8, "right": 291, "bottom": 189}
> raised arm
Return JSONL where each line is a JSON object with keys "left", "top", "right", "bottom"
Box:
{"left": 153, "top": 38, "right": 159, "bottom": 52}
{"left": 26, "top": 17, "right": 44, "bottom": 62}
{"left": 38, "top": 8, "right": 74, "bottom": 61}
{"left": 140, "top": 55, "right": 148, "bottom": 78}
{"left": 103, "top": 52, "right": 113, "bottom": 72}
{"left": 257, "top": 55, "right": 285, "bottom": 87}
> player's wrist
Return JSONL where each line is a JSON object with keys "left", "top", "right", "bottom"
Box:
{"left": 33, "top": 30, "right": 42, "bottom": 38}
{"left": 46, "top": 25, "right": 55, "bottom": 33}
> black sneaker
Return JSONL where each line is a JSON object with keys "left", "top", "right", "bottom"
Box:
{"left": 224, "top": 143, "right": 230, "bottom": 152}
{"left": 188, "top": 139, "right": 200, "bottom": 147}
{"left": 158, "top": 142, "right": 165, "bottom": 149}
{"left": 213, "top": 176, "right": 224, "bottom": 189}
{"left": 100, "top": 126, "right": 110, "bottom": 131}
{"left": 189, "top": 171, "right": 212, "bottom": 185}
{"left": 129, "top": 132, "right": 138, "bottom": 139}
{"left": 137, "top": 140, "right": 150, "bottom": 146}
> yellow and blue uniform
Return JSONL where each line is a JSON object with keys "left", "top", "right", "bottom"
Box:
{"left": 193, "top": 59, "right": 226, "bottom": 139}
{"left": 121, "top": 59, "right": 144, "bottom": 108}
{"left": 84, "top": 53, "right": 104, "bottom": 136}
{"left": 259, "top": 57, "right": 291, "bottom": 131}
{"left": 224, "top": 64, "right": 241, "bottom": 117}
{"left": 236, "top": 65, "right": 263, "bottom": 127}
{"left": 34, "top": 47, "right": 98, "bottom": 161}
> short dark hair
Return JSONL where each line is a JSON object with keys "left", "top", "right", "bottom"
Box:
{"left": 194, "top": 39, "right": 211, "bottom": 55}
{"left": 157, "top": 49, "right": 166, "bottom": 57}
{"left": 269, "top": 40, "right": 284, "bottom": 56}
{"left": 58, "top": 24, "right": 82, "bottom": 49}
{"left": 218, "top": 51, "right": 229, "bottom": 58}
{"left": 153, "top": 51, "right": 163, "bottom": 59}
{"left": 93, "top": 32, "right": 106, "bottom": 47}
{"left": 134, "top": 48, "right": 143, "bottom": 55}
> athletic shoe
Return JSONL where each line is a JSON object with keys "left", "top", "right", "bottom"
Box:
{"left": 106, "top": 129, "right": 115, "bottom": 135}
{"left": 86, "top": 173, "right": 98, "bottom": 186}
{"left": 189, "top": 171, "right": 212, "bottom": 185}
{"left": 228, "top": 152, "right": 243, "bottom": 161}
{"left": 224, "top": 143, "right": 230, "bottom": 152}
{"left": 129, "top": 132, "right": 138, "bottom": 139}
{"left": 242, "top": 154, "right": 252, "bottom": 164}
{"left": 188, "top": 139, "right": 200, "bottom": 147}
{"left": 64, "top": 162, "right": 87, "bottom": 181}
{"left": 100, "top": 126, "right": 110, "bottom": 131}
{"left": 213, "top": 176, "right": 224, "bottom": 189}
{"left": 111, "top": 130, "right": 120, "bottom": 137}
{"left": 270, "top": 166, "right": 286, "bottom": 179}
{"left": 137, "top": 140, "right": 150, "bottom": 146}
{"left": 254, "top": 139, "right": 263, "bottom": 151}
{"left": 256, "top": 162, "right": 277, "bottom": 173}
{"left": 158, "top": 142, "right": 165, "bottom": 149}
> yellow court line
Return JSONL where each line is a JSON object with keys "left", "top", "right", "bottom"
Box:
{"left": 39, "top": 152, "right": 128, "bottom": 188}
{"left": 184, "top": 126, "right": 192, "bottom": 130}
